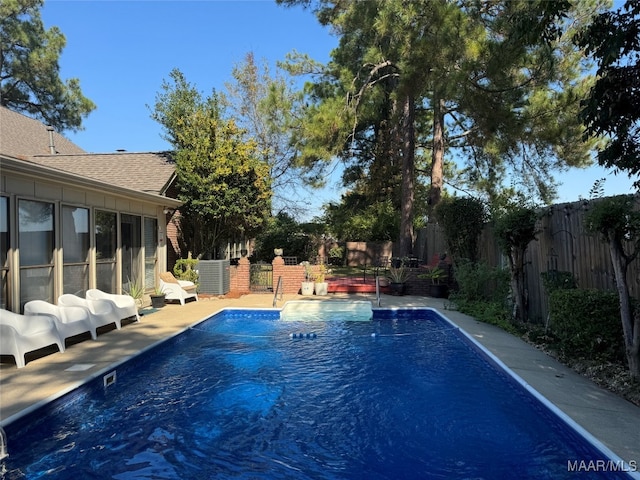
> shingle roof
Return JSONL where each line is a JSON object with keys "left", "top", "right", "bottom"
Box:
{"left": 0, "top": 105, "right": 177, "bottom": 196}
{"left": 25, "top": 152, "right": 177, "bottom": 195}
{"left": 0, "top": 105, "right": 86, "bottom": 156}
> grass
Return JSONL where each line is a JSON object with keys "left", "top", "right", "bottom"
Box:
{"left": 328, "top": 265, "right": 393, "bottom": 278}
{"left": 327, "top": 266, "right": 366, "bottom": 278}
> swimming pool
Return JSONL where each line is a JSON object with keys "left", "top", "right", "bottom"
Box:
{"left": 1, "top": 307, "right": 635, "bottom": 479}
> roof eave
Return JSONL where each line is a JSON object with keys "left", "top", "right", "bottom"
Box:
{"left": 0, "top": 155, "right": 182, "bottom": 208}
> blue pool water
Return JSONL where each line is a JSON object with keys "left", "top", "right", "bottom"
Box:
{"left": 1, "top": 308, "right": 634, "bottom": 479}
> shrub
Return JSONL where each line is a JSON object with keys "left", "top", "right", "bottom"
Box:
{"left": 434, "top": 197, "right": 487, "bottom": 264}
{"left": 252, "top": 212, "right": 312, "bottom": 262}
{"left": 174, "top": 258, "right": 199, "bottom": 285}
{"left": 449, "top": 261, "right": 513, "bottom": 330}
{"left": 549, "top": 289, "right": 624, "bottom": 362}
{"left": 540, "top": 271, "right": 577, "bottom": 293}
{"left": 328, "top": 245, "right": 344, "bottom": 266}
{"left": 451, "top": 260, "right": 510, "bottom": 304}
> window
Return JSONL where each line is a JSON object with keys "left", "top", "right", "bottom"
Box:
{"left": 144, "top": 217, "right": 158, "bottom": 290}
{"left": 62, "top": 206, "right": 90, "bottom": 295}
{"left": 18, "top": 199, "right": 54, "bottom": 309}
{"left": 121, "top": 214, "right": 141, "bottom": 292}
{"left": 95, "top": 210, "right": 117, "bottom": 293}
{"left": 0, "top": 196, "right": 9, "bottom": 309}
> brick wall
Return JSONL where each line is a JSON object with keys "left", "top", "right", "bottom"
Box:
{"left": 166, "top": 214, "right": 180, "bottom": 271}
{"left": 272, "top": 256, "right": 322, "bottom": 294}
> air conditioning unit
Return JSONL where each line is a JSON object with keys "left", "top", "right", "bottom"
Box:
{"left": 196, "top": 259, "right": 230, "bottom": 295}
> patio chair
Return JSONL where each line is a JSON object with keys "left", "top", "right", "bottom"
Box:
{"left": 159, "top": 272, "right": 198, "bottom": 306}
{"left": 159, "top": 272, "right": 197, "bottom": 293}
{"left": 24, "top": 300, "right": 98, "bottom": 346}
{"left": 58, "top": 294, "right": 124, "bottom": 331}
{"left": 86, "top": 289, "right": 140, "bottom": 322}
{"left": 0, "top": 309, "right": 65, "bottom": 368}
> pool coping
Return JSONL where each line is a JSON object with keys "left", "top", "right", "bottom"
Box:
{"left": 1, "top": 293, "right": 639, "bottom": 476}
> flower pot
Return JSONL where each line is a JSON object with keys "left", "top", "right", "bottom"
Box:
{"left": 301, "top": 281, "right": 314, "bottom": 295}
{"left": 429, "top": 284, "right": 449, "bottom": 298}
{"left": 150, "top": 294, "right": 166, "bottom": 308}
{"left": 314, "top": 282, "right": 328, "bottom": 296}
{"left": 389, "top": 282, "right": 406, "bottom": 296}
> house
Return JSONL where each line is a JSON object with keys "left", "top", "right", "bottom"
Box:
{"left": 0, "top": 106, "right": 181, "bottom": 312}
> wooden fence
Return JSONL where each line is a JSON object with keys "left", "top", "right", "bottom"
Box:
{"left": 416, "top": 195, "right": 640, "bottom": 322}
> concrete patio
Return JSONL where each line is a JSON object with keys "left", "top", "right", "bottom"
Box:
{"left": 0, "top": 292, "right": 638, "bottom": 474}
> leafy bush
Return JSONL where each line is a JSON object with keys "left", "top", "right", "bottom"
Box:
{"left": 540, "top": 271, "right": 577, "bottom": 293}
{"left": 252, "top": 212, "right": 312, "bottom": 262}
{"left": 434, "top": 197, "right": 487, "bottom": 264}
{"left": 451, "top": 260, "right": 510, "bottom": 304}
{"left": 449, "top": 261, "right": 513, "bottom": 330}
{"left": 549, "top": 289, "right": 624, "bottom": 362}
{"left": 328, "top": 245, "right": 344, "bottom": 266}
{"left": 174, "top": 258, "right": 199, "bottom": 285}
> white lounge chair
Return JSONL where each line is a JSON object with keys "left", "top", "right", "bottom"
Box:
{"left": 58, "top": 294, "right": 124, "bottom": 330}
{"left": 159, "top": 272, "right": 198, "bottom": 306}
{"left": 86, "top": 289, "right": 140, "bottom": 322}
{"left": 0, "top": 309, "right": 65, "bottom": 368}
{"left": 24, "top": 300, "right": 97, "bottom": 346}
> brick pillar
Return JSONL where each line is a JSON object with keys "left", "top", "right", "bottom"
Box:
{"left": 235, "top": 257, "right": 251, "bottom": 294}
{"left": 272, "top": 255, "right": 285, "bottom": 292}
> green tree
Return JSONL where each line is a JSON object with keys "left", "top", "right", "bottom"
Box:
{"left": 434, "top": 196, "right": 488, "bottom": 265}
{"left": 577, "top": 0, "right": 640, "bottom": 380}
{"left": 585, "top": 195, "right": 640, "bottom": 380}
{"left": 252, "top": 212, "right": 312, "bottom": 262}
{"left": 576, "top": 0, "right": 640, "bottom": 188}
{"left": 280, "top": 0, "right": 603, "bottom": 256}
{"left": 493, "top": 205, "right": 539, "bottom": 324}
{"left": 0, "top": 0, "right": 95, "bottom": 131}
{"left": 323, "top": 194, "right": 399, "bottom": 242}
{"left": 151, "top": 69, "right": 271, "bottom": 259}
{"left": 224, "top": 52, "right": 311, "bottom": 215}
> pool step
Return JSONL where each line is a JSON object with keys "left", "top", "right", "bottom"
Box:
{"left": 280, "top": 300, "right": 373, "bottom": 321}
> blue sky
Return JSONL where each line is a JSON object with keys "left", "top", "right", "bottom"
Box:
{"left": 42, "top": 0, "right": 637, "bottom": 218}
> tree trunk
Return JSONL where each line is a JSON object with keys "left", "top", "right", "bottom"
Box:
{"left": 399, "top": 93, "right": 415, "bottom": 257}
{"left": 608, "top": 236, "right": 640, "bottom": 380}
{"left": 508, "top": 246, "right": 527, "bottom": 323}
{"left": 430, "top": 96, "right": 445, "bottom": 208}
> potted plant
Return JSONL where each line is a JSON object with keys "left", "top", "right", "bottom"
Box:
{"left": 314, "top": 265, "right": 329, "bottom": 296}
{"left": 300, "top": 261, "right": 315, "bottom": 295}
{"left": 419, "top": 266, "right": 448, "bottom": 298}
{"left": 387, "top": 264, "right": 409, "bottom": 295}
{"left": 124, "top": 277, "right": 144, "bottom": 309}
{"left": 150, "top": 285, "right": 166, "bottom": 308}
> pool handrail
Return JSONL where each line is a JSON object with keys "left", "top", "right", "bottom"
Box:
{"left": 273, "top": 276, "right": 283, "bottom": 307}
{"left": 0, "top": 425, "right": 7, "bottom": 460}
{"left": 375, "top": 275, "right": 381, "bottom": 307}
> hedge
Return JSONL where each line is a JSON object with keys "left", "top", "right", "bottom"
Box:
{"left": 549, "top": 289, "right": 624, "bottom": 362}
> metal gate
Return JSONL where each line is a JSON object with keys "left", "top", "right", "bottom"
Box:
{"left": 250, "top": 262, "right": 273, "bottom": 292}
